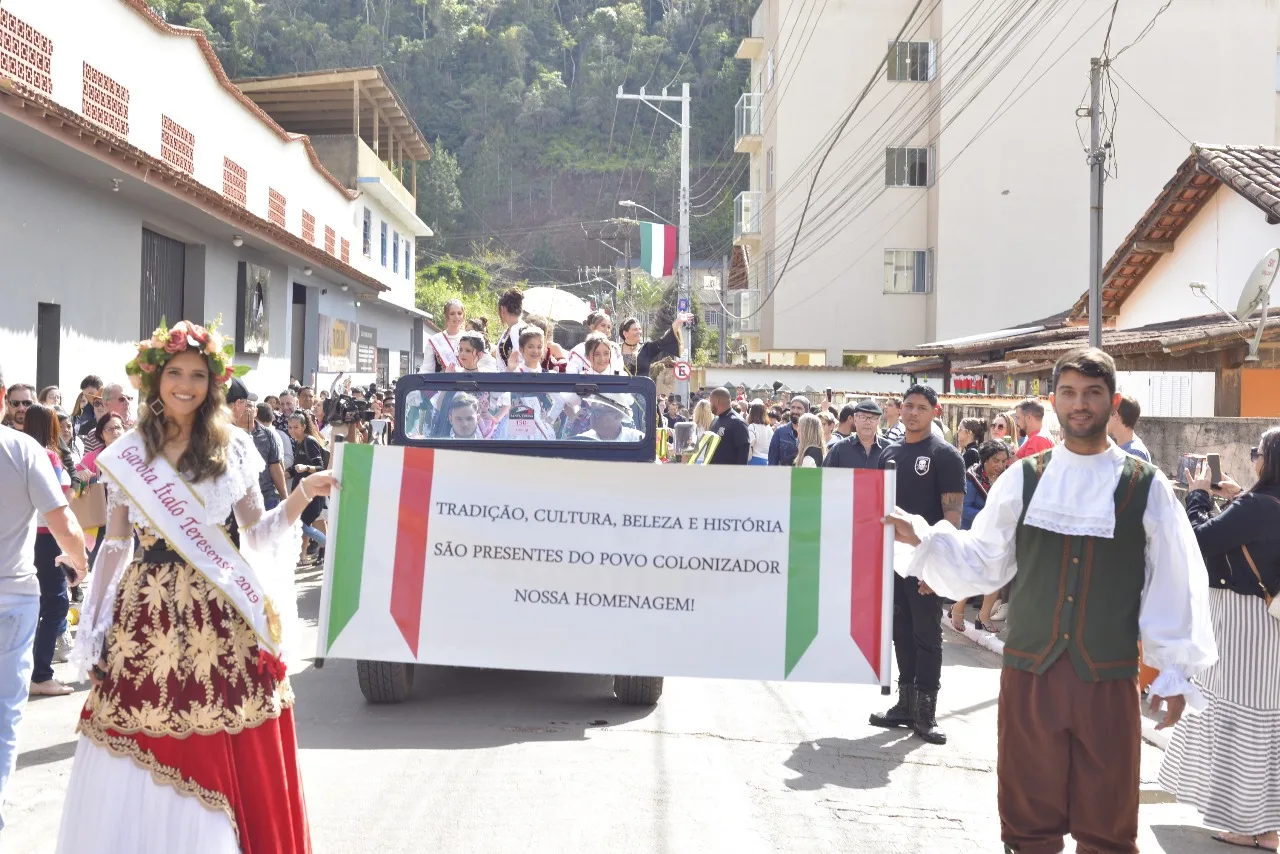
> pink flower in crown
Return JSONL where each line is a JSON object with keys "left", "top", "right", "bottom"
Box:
{"left": 220, "top": 366, "right": 235, "bottom": 384}
{"left": 140, "top": 362, "right": 156, "bottom": 374}
{"left": 164, "top": 327, "right": 188, "bottom": 354}
{"left": 148, "top": 334, "right": 165, "bottom": 349}
{"left": 205, "top": 332, "right": 225, "bottom": 356}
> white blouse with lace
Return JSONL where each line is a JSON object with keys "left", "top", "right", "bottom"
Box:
{"left": 71, "top": 429, "right": 304, "bottom": 676}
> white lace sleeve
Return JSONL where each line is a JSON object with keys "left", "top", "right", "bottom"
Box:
{"left": 69, "top": 486, "right": 134, "bottom": 677}
{"left": 228, "top": 432, "right": 304, "bottom": 668}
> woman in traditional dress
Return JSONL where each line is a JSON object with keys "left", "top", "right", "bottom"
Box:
{"left": 57, "top": 319, "right": 338, "bottom": 854}
{"left": 1159, "top": 427, "right": 1280, "bottom": 851}
{"left": 565, "top": 311, "right": 623, "bottom": 374}
{"left": 423, "top": 298, "right": 465, "bottom": 373}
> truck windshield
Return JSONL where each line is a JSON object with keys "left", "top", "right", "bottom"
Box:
{"left": 402, "top": 385, "right": 651, "bottom": 444}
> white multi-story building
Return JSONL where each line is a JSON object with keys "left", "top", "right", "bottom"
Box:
{"left": 732, "top": 0, "right": 1279, "bottom": 365}
{"left": 0, "top": 0, "right": 435, "bottom": 398}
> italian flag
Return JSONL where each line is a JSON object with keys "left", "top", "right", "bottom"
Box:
{"left": 319, "top": 445, "right": 892, "bottom": 686}
{"left": 639, "top": 221, "right": 677, "bottom": 278}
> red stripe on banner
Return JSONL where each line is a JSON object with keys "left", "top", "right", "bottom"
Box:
{"left": 663, "top": 224, "right": 677, "bottom": 277}
{"left": 390, "top": 448, "right": 434, "bottom": 657}
{"left": 851, "top": 469, "right": 885, "bottom": 680}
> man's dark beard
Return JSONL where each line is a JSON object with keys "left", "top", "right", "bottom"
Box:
{"left": 1057, "top": 408, "right": 1109, "bottom": 440}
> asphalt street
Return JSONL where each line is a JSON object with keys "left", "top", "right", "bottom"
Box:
{"left": 6, "top": 565, "right": 1227, "bottom": 853}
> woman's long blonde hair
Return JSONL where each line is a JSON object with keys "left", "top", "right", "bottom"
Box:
{"left": 692, "top": 399, "right": 714, "bottom": 433}
{"left": 796, "top": 412, "right": 825, "bottom": 464}
{"left": 137, "top": 363, "right": 233, "bottom": 482}
{"left": 998, "top": 408, "right": 1022, "bottom": 447}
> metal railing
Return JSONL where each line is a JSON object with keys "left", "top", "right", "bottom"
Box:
{"left": 734, "top": 191, "right": 762, "bottom": 238}
{"left": 735, "top": 93, "right": 762, "bottom": 144}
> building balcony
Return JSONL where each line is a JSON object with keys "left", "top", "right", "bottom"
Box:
{"left": 734, "top": 93, "right": 762, "bottom": 154}
{"left": 736, "top": 8, "right": 765, "bottom": 59}
{"left": 735, "top": 288, "right": 761, "bottom": 333}
{"left": 308, "top": 135, "right": 431, "bottom": 236}
{"left": 734, "top": 191, "right": 762, "bottom": 246}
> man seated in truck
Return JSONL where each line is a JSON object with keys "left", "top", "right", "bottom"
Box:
{"left": 438, "top": 393, "right": 484, "bottom": 440}
{"left": 579, "top": 393, "right": 644, "bottom": 443}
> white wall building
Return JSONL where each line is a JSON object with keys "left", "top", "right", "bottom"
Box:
{"left": 0, "top": 0, "right": 435, "bottom": 404}
{"left": 732, "top": 0, "right": 1279, "bottom": 365}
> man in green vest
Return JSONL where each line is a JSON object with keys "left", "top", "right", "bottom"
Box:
{"left": 883, "top": 347, "right": 1217, "bottom": 854}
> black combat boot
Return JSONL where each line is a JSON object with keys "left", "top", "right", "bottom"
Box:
{"left": 912, "top": 689, "right": 947, "bottom": 744}
{"left": 868, "top": 682, "right": 915, "bottom": 728}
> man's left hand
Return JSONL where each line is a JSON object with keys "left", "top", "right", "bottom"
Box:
{"left": 1150, "top": 693, "right": 1186, "bottom": 730}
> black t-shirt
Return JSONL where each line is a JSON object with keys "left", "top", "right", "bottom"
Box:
{"left": 251, "top": 423, "right": 282, "bottom": 504}
{"left": 880, "top": 433, "right": 965, "bottom": 525}
{"left": 708, "top": 410, "right": 751, "bottom": 465}
{"left": 962, "top": 443, "right": 980, "bottom": 469}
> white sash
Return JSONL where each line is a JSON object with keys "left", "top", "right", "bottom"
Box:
{"left": 97, "top": 435, "right": 283, "bottom": 659}
{"left": 428, "top": 331, "right": 460, "bottom": 370}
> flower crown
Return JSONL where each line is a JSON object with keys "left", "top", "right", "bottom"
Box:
{"left": 125, "top": 317, "right": 249, "bottom": 393}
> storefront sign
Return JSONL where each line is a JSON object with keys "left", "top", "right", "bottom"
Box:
{"left": 318, "top": 315, "right": 358, "bottom": 372}
{"left": 318, "top": 446, "right": 895, "bottom": 686}
{"left": 357, "top": 325, "right": 378, "bottom": 373}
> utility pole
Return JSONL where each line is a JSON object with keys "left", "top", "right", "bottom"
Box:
{"left": 1087, "top": 57, "right": 1106, "bottom": 349}
{"left": 719, "top": 254, "right": 729, "bottom": 365}
{"left": 617, "top": 83, "right": 691, "bottom": 404}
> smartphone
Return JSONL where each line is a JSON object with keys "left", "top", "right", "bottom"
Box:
{"left": 826, "top": 387, "right": 834, "bottom": 399}
{"left": 1207, "top": 453, "right": 1222, "bottom": 488}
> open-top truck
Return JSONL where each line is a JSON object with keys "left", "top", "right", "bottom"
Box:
{"left": 348, "top": 369, "right": 665, "bottom": 707}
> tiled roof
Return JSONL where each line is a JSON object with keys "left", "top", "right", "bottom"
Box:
{"left": 1008, "top": 312, "right": 1280, "bottom": 360}
{"left": 1071, "top": 144, "right": 1280, "bottom": 321}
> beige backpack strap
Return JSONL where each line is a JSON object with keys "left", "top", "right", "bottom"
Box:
{"left": 1241, "top": 545, "right": 1274, "bottom": 606}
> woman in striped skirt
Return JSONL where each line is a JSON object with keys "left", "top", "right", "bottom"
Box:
{"left": 1159, "top": 427, "right": 1280, "bottom": 851}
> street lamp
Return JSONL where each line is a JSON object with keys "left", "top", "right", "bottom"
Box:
{"left": 618, "top": 199, "right": 672, "bottom": 225}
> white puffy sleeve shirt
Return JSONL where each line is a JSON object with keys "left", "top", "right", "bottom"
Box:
{"left": 900, "top": 443, "right": 1218, "bottom": 706}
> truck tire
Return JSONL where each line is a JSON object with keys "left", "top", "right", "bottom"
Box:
{"left": 613, "top": 675, "right": 663, "bottom": 705}
{"left": 357, "top": 660, "right": 414, "bottom": 704}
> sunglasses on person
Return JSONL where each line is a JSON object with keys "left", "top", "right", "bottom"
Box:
{"left": 9, "top": 400, "right": 33, "bottom": 408}
{"left": 1251, "top": 447, "right": 1260, "bottom": 462}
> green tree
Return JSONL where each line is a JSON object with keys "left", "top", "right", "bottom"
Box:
{"left": 416, "top": 137, "right": 462, "bottom": 237}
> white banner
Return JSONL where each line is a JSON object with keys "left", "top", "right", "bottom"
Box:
{"left": 318, "top": 444, "right": 894, "bottom": 685}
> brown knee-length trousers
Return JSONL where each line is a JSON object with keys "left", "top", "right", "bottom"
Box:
{"left": 998, "top": 657, "right": 1142, "bottom": 854}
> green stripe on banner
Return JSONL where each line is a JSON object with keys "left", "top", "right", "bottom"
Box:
{"left": 327, "top": 443, "right": 374, "bottom": 650}
{"left": 785, "top": 467, "right": 822, "bottom": 676}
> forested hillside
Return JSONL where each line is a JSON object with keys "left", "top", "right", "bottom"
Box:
{"left": 149, "top": 0, "right": 752, "bottom": 279}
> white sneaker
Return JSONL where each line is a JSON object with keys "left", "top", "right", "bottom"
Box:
{"left": 53, "top": 631, "right": 73, "bottom": 664}
{"left": 990, "top": 602, "right": 1010, "bottom": 622}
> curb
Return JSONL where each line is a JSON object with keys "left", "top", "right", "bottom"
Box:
{"left": 941, "top": 617, "right": 1171, "bottom": 751}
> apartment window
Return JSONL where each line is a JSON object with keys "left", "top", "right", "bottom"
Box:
{"left": 885, "top": 147, "right": 933, "bottom": 187}
{"left": 888, "top": 41, "right": 935, "bottom": 82}
{"left": 380, "top": 222, "right": 388, "bottom": 267}
{"left": 404, "top": 242, "right": 412, "bottom": 280}
{"left": 392, "top": 231, "right": 400, "bottom": 273}
{"left": 883, "top": 249, "right": 933, "bottom": 294}
{"left": 362, "top": 208, "right": 372, "bottom": 257}
{"left": 766, "top": 148, "right": 775, "bottom": 191}
{"left": 766, "top": 49, "right": 775, "bottom": 90}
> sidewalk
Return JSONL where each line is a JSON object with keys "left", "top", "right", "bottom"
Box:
{"left": 942, "top": 607, "right": 1173, "bottom": 750}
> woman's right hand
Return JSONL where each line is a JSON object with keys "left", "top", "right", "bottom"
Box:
{"left": 1213, "top": 474, "right": 1242, "bottom": 498}
{"left": 89, "top": 657, "right": 108, "bottom": 688}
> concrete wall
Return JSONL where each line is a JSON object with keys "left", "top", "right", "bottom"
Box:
{"left": 749, "top": 0, "right": 1278, "bottom": 358}
{"left": 0, "top": 145, "right": 301, "bottom": 398}
{"left": 1138, "top": 417, "right": 1277, "bottom": 489}
{"left": 699, "top": 366, "right": 912, "bottom": 395}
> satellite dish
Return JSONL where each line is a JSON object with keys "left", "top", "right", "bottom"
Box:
{"left": 1236, "top": 249, "right": 1278, "bottom": 362}
{"left": 1236, "top": 249, "right": 1279, "bottom": 321}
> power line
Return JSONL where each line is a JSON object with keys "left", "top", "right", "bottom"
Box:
{"left": 1109, "top": 66, "right": 1191, "bottom": 144}
{"left": 701, "top": 0, "right": 1022, "bottom": 267}
{"left": 772, "top": 0, "right": 1106, "bottom": 319}
{"left": 723, "top": 0, "right": 932, "bottom": 321}
{"left": 1110, "top": 0, "right": 1173, "bottom": 62}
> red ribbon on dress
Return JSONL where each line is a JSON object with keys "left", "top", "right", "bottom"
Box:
{"left": 257, "top": 649, "right": 287, "bottom": 682}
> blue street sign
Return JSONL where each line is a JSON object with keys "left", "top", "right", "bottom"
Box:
{"left": 677, "top": 297, "right": 689, "bottom": 314}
